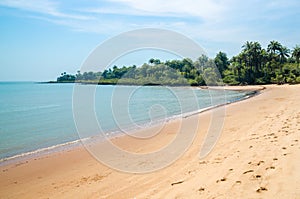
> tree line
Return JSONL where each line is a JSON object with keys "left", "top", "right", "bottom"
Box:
{"left": 56, "top": 40, "right": 300, "bottom": 85}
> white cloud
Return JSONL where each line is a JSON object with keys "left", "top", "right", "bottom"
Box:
{"left": 0, "top": 0, "right": 91, "bottom": 20}
{"left": 1, "top": 0, "right": 299, "bottom": 55}
{"left": 86, "top": 0, "right": 226, "bottom": 19}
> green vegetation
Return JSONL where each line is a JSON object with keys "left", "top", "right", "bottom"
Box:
{"left": 224, "top": 41, "right": 300, "bottom": 85}
{"left": 56, "top": 72, "right": 75, "bottom": 82}
{"left": 55, "top": 41, "right": 300, "bottom": 86}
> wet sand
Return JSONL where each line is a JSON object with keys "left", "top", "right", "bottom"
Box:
{"left": 0, "top": 85, "right": 299, "bottom": 198}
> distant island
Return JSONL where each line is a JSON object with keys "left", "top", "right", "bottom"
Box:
{"left": 52, "top": 41, "right": 300, "bottom": 86}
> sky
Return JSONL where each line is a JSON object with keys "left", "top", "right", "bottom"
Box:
{"left": 0, "top": 0, "right": 299, "bottom": 81}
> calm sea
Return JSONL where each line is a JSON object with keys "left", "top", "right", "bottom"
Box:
{"left": 0, "top": 82, "right": 254, "bottom": 163}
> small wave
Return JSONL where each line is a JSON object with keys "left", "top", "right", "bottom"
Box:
{"left": 0, "top": 104, "right": 61, "bottom": 114}
{"left": 105, "top": 90, "right": 257, "bottom": 135}
{"left": 0, "top": 138, "right": 90, "bottom": 165}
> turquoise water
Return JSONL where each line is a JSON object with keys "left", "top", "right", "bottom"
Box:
{"left": 0, "top": 82, "right": 254, "bottom": 162}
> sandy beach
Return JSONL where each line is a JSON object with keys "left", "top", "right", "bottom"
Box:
{"left": 0, "top": 84, "right": 299, "bottom": 198}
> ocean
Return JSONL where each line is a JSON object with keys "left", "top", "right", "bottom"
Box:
{"left": 0, "top": 82, "right": 255, "bottom": 163}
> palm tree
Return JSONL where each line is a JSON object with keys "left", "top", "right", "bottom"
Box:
{"left": 278, "top": 46, "right": 290, "bottom": 64}
{"left": 260, "top": 49, "right": 269, "bottom": 75}
{"left": 242, "top": 41, "right": 253, "bottom": 51}
{"left": 276, "top": 46, "right": 290, "bottom": 73}
{"left": 252, "top": 41, "right": 262, "bottom": 74}
{"left": 292, "top": 45, "right": 300, "bottom": 67}
{"left": 242, "top": 41, "right": 262, "bottom": 74}
{"left": 267, "top": 41, "right": 284, "bottom": 73}
{"left": 231, "top": 55, "right": 243, "bottom": 83}
{"left": 242, "top": 41, "right": 253, "bottom": 68}
{"left": 148, "top": 58, "right": 155, "bottom": 65}
{"left": 267, "top": 40, "right": 282, "bottom": 55}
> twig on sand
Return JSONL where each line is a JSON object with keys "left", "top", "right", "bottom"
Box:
{"left": 171, "top": 180, "right": 184, "bottom": 186}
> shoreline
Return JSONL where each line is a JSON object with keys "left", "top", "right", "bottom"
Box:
{"left": 2, "top": 84, "right": 299, "bottom": 198}
{"left": 0, "top": 86, "right": 261, "bottom": 167}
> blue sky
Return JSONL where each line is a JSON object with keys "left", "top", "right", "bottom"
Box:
{"left": 0, "top": 0, "right": 299, "bottom": 81}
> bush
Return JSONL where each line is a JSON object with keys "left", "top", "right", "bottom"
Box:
{"left": 286, "top": 77, "right": 295, "bottom": 84}
{"left": 223, "top": 75, "right": 239, "bottom": 85}
{"left": 255, "top": 77, "right": 267, "bottom": 85}
{"left": 271, "top": 74, "right": 285, "bottom": 84}
{"left": 187, "top": 79, "right": 197, "bottom": 86}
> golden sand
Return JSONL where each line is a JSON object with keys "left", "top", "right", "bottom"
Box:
{"left": 0, "top": 85, "right": 299, "bottom": 198}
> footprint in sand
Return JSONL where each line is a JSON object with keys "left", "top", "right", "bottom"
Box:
{"left": 198, "top": 187, "right": 205, "bottom": 192}
{"left": 256, "top": 187, "right": 268, "bottom": 193}
{"left": 79, "top": 174, "right": 107, "bottom": 184}
{"left": 266, "top": 166, "right": 275, "bottom": 170}
{"left": 243, "top": 170, "right": 254, "bottom": 174}
{"left": 255, "top": 175, "right": 261, "bottom": 178}
{"left": 199, "top": 161, "right": 207, "bottom": 164}
{"left": 257, "top": 160, "right": 265, "bottom": 166}
{"left": 216, "top": 177, "right": 226, "bottom": 183}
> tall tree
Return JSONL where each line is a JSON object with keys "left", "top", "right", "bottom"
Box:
{"left": 153, "top": 59, "right": 161, "bottom": 65}
{"left": 292, "top": 45, "right": 300, "bottom": 67}
{"left": 197, "top": 54, "right": 209, "bottom": 72}
{"left": 214, "top": 51, "right": 229, "bottom": 76}
{"left": 241, "top": 41, "right": 262, "bottom": 82}
{"left": 230, "top": 55, "right": 242, "bottom": 83}
{"left": 260, "top": 49, "right": 269, "bottom": 76}
{"left": 278, "top": 46, "right": 290, "bottom": 64}
{"left": 242, "top": 41, "right": 253, "bottom": 51}
{"left": 148, "top": 58, "right": 155, "bottom": 65}
{"left": 267, "top": 40, "right": 282, "bottom": 55}
{"left": 251, "top": 41, "right": 262, "bottom": 74}
{"left": 242, "top": 41, "right": 253, "bottom": 68}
